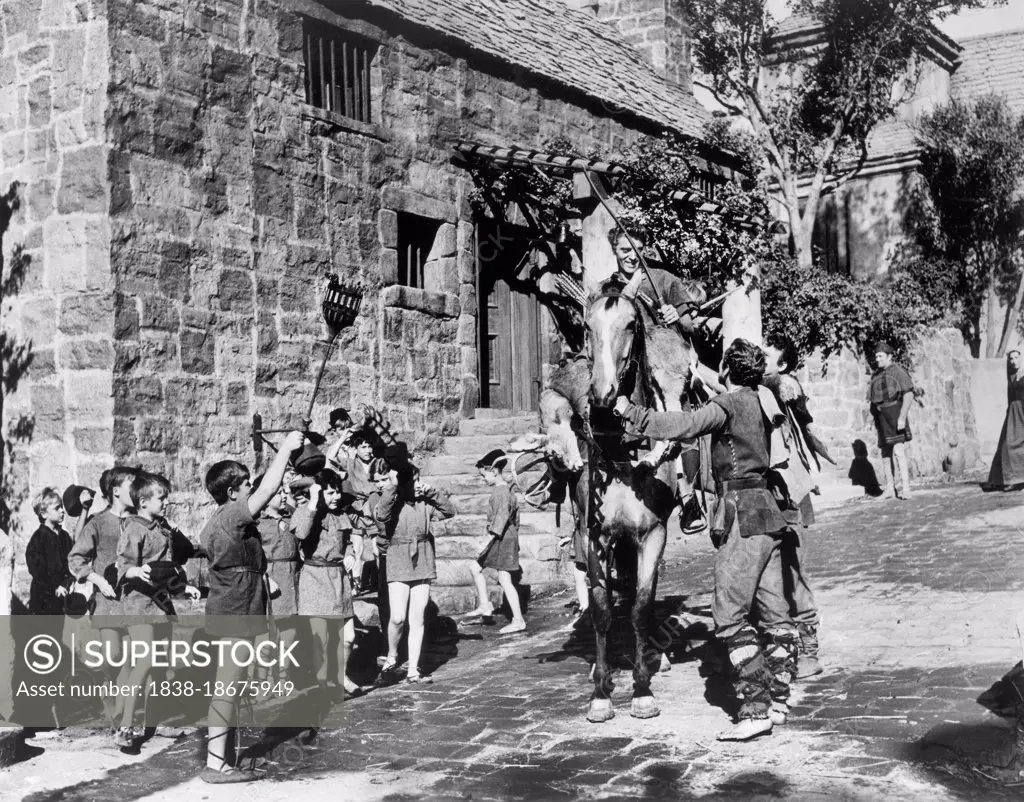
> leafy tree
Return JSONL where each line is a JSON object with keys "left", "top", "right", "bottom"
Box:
{"left": 910, "top": 94, "right": 1024, "bottom": 358}
{"left": 682, "top": 0, "right": 990, "bottom": 269}
{"left": 0, "top": 183, "right": 35, "bottom": 536}
{"left": 466, "top": 134, "right": 947, "bottom": 369}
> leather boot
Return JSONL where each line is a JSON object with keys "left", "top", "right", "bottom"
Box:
{"left": 796, "top": 623, "right": 823, "bottom": 679}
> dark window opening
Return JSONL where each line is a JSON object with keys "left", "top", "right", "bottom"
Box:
{"left": 698, "top": 174, "right": 719, "bottom": 201}
{"left": 303, "top": 18, "right": 376, "bottom": 123}
{"left": 397, "top": 213, "right": 442, "bottom": 289}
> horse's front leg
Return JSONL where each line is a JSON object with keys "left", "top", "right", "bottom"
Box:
{"left": 630, "top": 523, "right": 666, "bottom": 719}
{"left": 586, "top": 531, "right": 615, "bottom": 723}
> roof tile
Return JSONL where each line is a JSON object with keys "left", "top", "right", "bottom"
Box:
{"left": 951, "top": 29, "right": 1024, "bottom": 115}
{"left": 363, "top": 0, "right": 709, "bottom": 138}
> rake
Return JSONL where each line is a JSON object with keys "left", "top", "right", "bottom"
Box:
{"left": 252, "top": 274, "right": 364, "bottom": 472}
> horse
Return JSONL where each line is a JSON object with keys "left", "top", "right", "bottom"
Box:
{"left": 581, "top": 287, "right": 696, "bottom": 723}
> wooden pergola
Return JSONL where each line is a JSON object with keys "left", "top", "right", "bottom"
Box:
{"left": 452, "top": 140, "right": 785, "bottom": 234}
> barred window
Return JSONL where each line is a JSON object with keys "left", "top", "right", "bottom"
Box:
{"left": 397, "top": 213, "right": 442, "bottom": 289}
{"left": 303, "top": 19, "right": 375, "bottom": 123}
{"left": 698, "top": 174, "right": 718, "bottom": 201}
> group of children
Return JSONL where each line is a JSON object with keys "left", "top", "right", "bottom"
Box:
{"left": 15, "top": 405, "right": 544, "bottom": 783}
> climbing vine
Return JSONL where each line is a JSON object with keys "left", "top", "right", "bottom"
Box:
{"left": 466, "top": 131, "right": 949, "bottom": 370}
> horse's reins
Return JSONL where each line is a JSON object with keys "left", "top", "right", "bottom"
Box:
{"left": 588, "top": 291, "right": 655, "bottom": 423}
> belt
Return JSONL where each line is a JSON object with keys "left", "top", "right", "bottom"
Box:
{"left": 212, "top": 566, "right": 276, "bottom": 641}
{"left": 718, "top": 477, "right": 767, "bottom": 494}
{"left": 266, "top": 557, "right": 299, "bottom": 563}
{"left": 302, "top": 556, "right": 345, "bottom": 569}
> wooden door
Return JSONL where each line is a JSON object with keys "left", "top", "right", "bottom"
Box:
{"left": 477, "top": 224, "right": 542, "bottom": 412}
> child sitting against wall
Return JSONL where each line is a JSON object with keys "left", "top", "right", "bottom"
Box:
{"left": 466, "top": 450, "right": 526, "bottom": 635}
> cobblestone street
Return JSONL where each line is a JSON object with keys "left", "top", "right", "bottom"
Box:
{"left": 7, "top": 483, "right": 1024, "bottom": 801}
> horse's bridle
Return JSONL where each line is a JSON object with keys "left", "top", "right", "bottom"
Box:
{"left": 586, "top": 291, "right": 654, "bottom": 418}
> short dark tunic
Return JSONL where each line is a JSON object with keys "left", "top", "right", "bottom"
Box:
{"left": 620, "top": 387, "right": 789, "bottom": 539}
{"left": 68, "top": 509, "right": 125, "bottom": 617}
{"left": 292, "top": 505, "right": 355, "bottom": 618}
{"left": 200, "top": 499, "right": 268, "bottom": 637}
{"left": 116, "top": 516, "right": 196, "bottom": 616}
{"left": 26, "top": 524, "right": 72, "bottom": 615}
{"left": 258, "top": 514, "right": 299, "bottom": 617}
{"left": 869, "top": 364, "right": 914, "bottom": 447}
{"left": 477, "top": 484, "right": 521, "bottom": 572}
{"left": 376, "top": 485, "right": 456, "bottom": 583}
{"left": 988, "top": 374, "right": 1024, "bottom": 488}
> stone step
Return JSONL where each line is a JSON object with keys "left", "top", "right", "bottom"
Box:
{"left": 473, "top": 408, "right": 521, "bottom": 420}
{"left": 433, "top": 511, "right": 564, "bottom": 538}
{"left": 459, "top": 415, "right": 539, "bottom": 437}
{"left": 436, "top": 555, "right": 566, "bottom": 588}
{"left": 420, "top": 454, "right": 478, "bottom": 477}
{"left": 443, "top": 433, "right": 517, "bottom": 456}
{"left": 435, "top": 531, "right": 563, "bottom": 563}
{"left": 426, "top": 473, "right": 491, "bottom": 496}
{"left": 431, "top": 581, "right": 563, "bottom": 616}
{"left": 451, "top": 494, "right": 497, "bottom": 515}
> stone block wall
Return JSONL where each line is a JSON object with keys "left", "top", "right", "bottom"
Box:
{"left": 0, "top": 0, "right": 114, "bottom": 551}
{"left": 801, "top": 328, "right": 980, "bottom": 482}
{"left": 597, "top": 0, "right": 692, "bottom": 90}
{"left": 0, "top": 0, "right": 665, "bottom": 537}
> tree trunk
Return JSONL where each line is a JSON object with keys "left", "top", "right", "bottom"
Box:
{"left": 986, "top": 275, "right": 1002, "bottom": 358}
{"left": 997, "top": 261, "right": 1024, "bottom": 357}
{"left": 794, "top": 218, "right": 814, "bottom": 270}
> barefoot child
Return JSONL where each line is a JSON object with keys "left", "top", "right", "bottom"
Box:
{"left": 199, "top": 430, "right": 305, "bottom": 784}
{"left": 467, "top": 450, "right": 526, "bottom": 634}
{"left": 374, "top": 444, "right": 456, "bottom": 685}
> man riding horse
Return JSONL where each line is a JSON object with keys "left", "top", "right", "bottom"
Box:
{"left": 601, "top": 225, "right": 714, "bottom": 535}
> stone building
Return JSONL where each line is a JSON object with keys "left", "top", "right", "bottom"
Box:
{"left": 763, "top": 15, "right": 963, "bottom": 280}
{"left": 1, "top": 0, "right": 736, "bottom": 606}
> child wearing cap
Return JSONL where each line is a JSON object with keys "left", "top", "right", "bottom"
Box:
{"left": 466, "top": 450, "right": 526, "bottom": 634}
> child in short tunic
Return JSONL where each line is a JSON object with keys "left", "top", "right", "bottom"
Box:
{"left": 292, "top": 468, "right": 360, "bottom": 696}
{"left": 68, "top": 467, "right": 137, "bottom": 722}
{"left": 198, "top": 430, "right": 305, "bottom": 784}
{"left": 256, "top": 478, "right": 299, "bottom": 618}
{"left": 467, "top": 449, "right": 526, "bottom": 634}
{"left": 70, "top": 467, "right": 137, "bottom": 619}
{"left": 113, "top": 473, "right": 199, "bottom": 749}
{"left": 375, "top": 450, "right": 456, "bottom": 684}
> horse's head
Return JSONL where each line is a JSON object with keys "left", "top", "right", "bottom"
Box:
{"left": 586, "top": 293, "right": 639, "bottom": 408}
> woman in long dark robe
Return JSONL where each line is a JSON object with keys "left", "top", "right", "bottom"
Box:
{"left": 987, "top": 349, "right": 1024, "bottom": 491}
